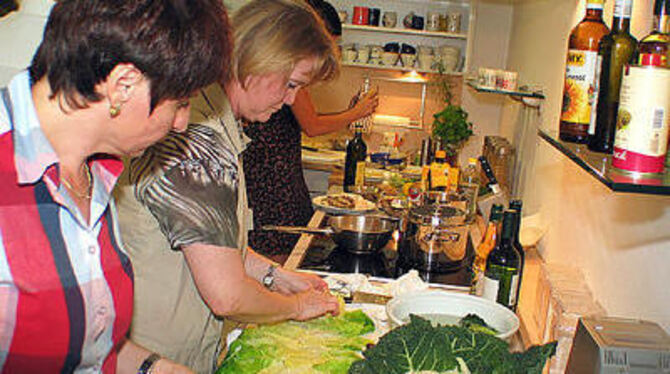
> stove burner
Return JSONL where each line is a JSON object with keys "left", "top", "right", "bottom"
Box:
{"left": 298, "top": 231, "right": 474, "bottom": 288}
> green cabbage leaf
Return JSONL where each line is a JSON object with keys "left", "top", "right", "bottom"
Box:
{"left": 348, "top": 315, "right": 556, "bottom": 374}
{"left": 216, "top": 310, "right": 375, "bottom": 374}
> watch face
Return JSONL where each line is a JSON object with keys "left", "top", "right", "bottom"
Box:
{"left": 263, "top": 275, "right": 273, "bottom": 287}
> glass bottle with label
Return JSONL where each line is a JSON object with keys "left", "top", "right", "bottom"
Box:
{"left": 459, "top": 158, "right": 480, "bottom": 223}
{"left": 509, "top": 199, "right": 525, "bottom": 311}
{"left": 588, "top": 0, "right": 638, "bottom": 153}
{"left": 344, "top": 77, "right": 371, "bottom": 192}
{"left": 481, "top": 210, "right": 521, "bottom": 310}
{"left": 637, "top": 0, "right": 670, "bottom": 67}
{"left": 343, "top": 126, "right": 367, "bottom": 192}
{"left": 559, "top": 0, "right": 610, "bottom": 144}
{"left": 471, "top": 204, "right": 503, "bottom": 296}
{"left": 429, "top": 150, "right": 449, "bottom": 191}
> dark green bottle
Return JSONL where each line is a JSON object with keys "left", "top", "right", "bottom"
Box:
{"left": 588, "top": 0, "right": 638, "bottom": 153}
{"left": 481, "top": 210, "right": 521, "bottom": 310}
{"left": 509, "top": 200, "right": 524, "bottom": 311}
{"left": 343, "top": 126, "right": 367, "bottom": 192}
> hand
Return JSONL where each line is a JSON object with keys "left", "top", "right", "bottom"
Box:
{"left": 292, "top": 288, "right": 340, "bottom": 321}
{"left": 273, "top": 268, "right": 329, "bottom": 295}
{"left": 348, "top": 87, "right": 379, "bottom": 121}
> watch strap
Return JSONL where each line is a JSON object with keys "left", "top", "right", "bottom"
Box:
{"left": 138, "top": 353, "right": 161, "bottom": 374}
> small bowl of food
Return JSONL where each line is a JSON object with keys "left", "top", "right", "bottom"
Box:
{"left": 386, "top": 290, "right": 520, "bottom": 341}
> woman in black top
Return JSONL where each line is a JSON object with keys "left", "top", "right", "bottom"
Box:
{"left": 244, "top": 0, "right": 378, "bottom": 264}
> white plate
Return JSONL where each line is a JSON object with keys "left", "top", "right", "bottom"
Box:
{"left": 312, "top": 193, "right": 377, "bottom": 215}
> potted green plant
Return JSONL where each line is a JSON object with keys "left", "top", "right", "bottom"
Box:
{"left": 431, "top": 68, "right": 473, "bottom": 164}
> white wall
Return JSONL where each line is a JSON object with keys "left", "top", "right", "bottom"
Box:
{"left": 0, "top": 1, "right": 53, "bottom": 85}
{"left": 501, "top": 0, "right": 670, "bottom": 332}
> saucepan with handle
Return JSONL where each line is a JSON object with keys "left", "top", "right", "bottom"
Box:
{"left": 262, "top": 215, "right": 396, "bottom": 254}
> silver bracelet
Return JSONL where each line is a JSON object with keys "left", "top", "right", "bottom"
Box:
{"left": 138, "top": 353, "right": 160, "bottom": 374}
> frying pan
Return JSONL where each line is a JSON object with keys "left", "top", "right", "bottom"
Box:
{"left": 262, "top": 215, "right": 395, "bottom": 254}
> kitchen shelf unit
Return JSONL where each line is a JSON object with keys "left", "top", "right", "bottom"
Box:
{"left": 342, "top": 60, "right": 463, "bottom": 75}
{"left": 342, "top": 24, "right": 467, "bottom": 40}
{"left": 538, "top": 130, "right": 670, "bottom": 195}
{"left": 332, "top": 0, "right": 475, "bottom": 74}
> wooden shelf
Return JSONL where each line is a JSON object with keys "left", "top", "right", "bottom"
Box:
{"left": 342, "top": 61, "right": 462, "bottom": 75}
{"left": 539, "top": 130, "right": 670, "bottom": 196}
{"left": 343, "top": 24, "right": 467, "bottom": 39}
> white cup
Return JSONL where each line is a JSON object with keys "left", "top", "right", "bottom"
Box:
{"left": 400, "top": 53, "right": 416, "bottom": 68}
{"left": 426, "top": 11, "right": 441, "bottom": 31}
{"left": 417, "top": 45, "right": 433, "bottom": 55}
{"left": 342, "top": 48, "right": 357, "bottom": 63}
{"left": 440, "top": 55, "right": 459, "bottom": 72}
{"left": 381, "top": 51, "right": 398, "bottom": 66}
{"left": 417, "top": 53, "right": 434, "bottom": 70}
{"left": 357, "top": 47, "right": 370, "bottom": 64}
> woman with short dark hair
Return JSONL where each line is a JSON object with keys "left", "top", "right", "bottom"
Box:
{"left": 0, "top": 0, "right": 230, "bottom": 372}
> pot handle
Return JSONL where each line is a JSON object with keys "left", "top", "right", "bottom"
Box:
{"left": 261, "top": 225, "right": 334, "bottom": 236}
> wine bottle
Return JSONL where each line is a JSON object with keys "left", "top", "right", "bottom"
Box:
{"left": 343, "top": 127, "right": 367, "bottom": 192}
{"left": 559, "top": 0, "right": 610, "bottom": 144}
{"left": 477, "top": 156, "right": 502, "bottom": 195}
{"left": 481, "top": 210, "right": 521, "bottom": 310}
{"left": 509, "top": 199, "right": 525, "bottom": 311}
{"left": 637, "top": 0, "right": 670, "bottom": 67}
{"left": 588, "top": 0, "right": 638, "bottom": 153}
{"left": 471, "top": 204, "right": 503, "bottom": 296}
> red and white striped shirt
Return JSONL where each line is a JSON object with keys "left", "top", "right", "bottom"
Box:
{"left": 0, "top": 72, "right": 133, "bottom": 373}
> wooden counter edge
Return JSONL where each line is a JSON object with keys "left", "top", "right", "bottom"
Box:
{"left": 284, "top": 209, "right": 327, "bottom": 270}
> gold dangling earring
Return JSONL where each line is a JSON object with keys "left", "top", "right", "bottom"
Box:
{"left": 109, "top": 104, "right": 121, "bottom": 118}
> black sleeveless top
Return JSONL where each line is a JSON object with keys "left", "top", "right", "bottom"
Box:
{"left": 243, "top": 105, "right": 314, "bottom": 257}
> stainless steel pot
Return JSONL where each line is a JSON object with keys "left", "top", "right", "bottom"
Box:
{"left": 263, "top": 215, "right": 395, "bottom": 254}
{"left": 402, "top": 203, "right": 468, "bottom": 273}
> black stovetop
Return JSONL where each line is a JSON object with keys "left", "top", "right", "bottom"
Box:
{"left": 297, "top": 226, "right": 475, "bottom": 288}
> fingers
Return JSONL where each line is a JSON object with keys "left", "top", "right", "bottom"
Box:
{"left": 294, "top": 289, "right": 340, "bottom": 321}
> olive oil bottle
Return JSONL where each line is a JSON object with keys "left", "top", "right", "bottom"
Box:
{"left": 588, "top": 0, "right": 638, "bottom": 153}
{"left": 559, "top": 0, "right": 610, "bottom": 143}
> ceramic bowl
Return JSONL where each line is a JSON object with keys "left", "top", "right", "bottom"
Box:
{"left": 386, "top": 290, "right": 520, "bottom": 341}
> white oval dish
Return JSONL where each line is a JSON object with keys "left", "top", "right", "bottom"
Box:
{"left": 386, "top": 290, "right": 520, "bottom": 341}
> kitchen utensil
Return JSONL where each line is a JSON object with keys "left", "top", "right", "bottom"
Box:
{"left": 386, "top": 290, "right": 520, "bottom": 341}
{"left": 402, "top": 203, "right": 469, "bottom": 272}
{"left": 263, "top": 215, "right": 395, "bottom": 254}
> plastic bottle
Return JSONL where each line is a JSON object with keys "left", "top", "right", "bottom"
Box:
{"left": 459, "top": 158, "right": 480, "bottom": 223}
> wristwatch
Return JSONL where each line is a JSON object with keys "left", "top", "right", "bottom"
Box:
{"left": 262, "top": 264, "right": 277, "bottom": 289}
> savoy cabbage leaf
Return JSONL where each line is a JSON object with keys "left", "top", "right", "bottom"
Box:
{"left": 348, "top": 315, "right": 556, "bottom": 374}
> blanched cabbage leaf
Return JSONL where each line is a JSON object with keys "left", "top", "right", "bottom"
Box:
{"left": 216, "top": 310, "right": 375, "bottom": 374}
{"left": 348, "top": 315, "right": 556, "bottom": 374}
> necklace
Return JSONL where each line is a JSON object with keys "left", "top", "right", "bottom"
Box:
{"left": 61, "top": 164, "right": 93, "bottom": 200}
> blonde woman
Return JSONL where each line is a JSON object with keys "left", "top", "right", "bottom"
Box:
{"left": 114, "top": 0, "right": 341, "bottom": 372}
